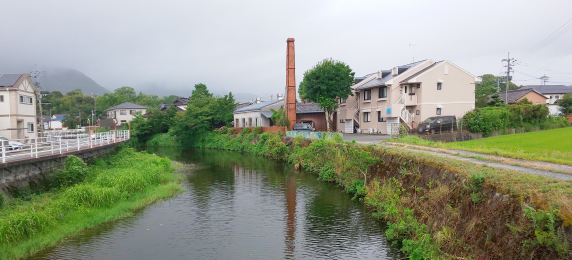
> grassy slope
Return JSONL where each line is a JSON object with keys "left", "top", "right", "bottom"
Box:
{"left": 0, "top": 149, "right": 184, "bottom": 260}
{"left": 393, "top": 127, "right": 572, "bottom": 165}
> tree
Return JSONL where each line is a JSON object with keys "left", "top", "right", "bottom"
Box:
{"left": 270, "top": 107, "right": 290, "bottom": 127}
{"left": 487, "top": 93, "right": 505, "bottom": 107}
{"left": 557, "top": 93, "right": 572, "bottom": 115}
{"left": 299, "top": 58, "right": 355, "bottom": 131}
{"left": 475, "top": 74, "right": 519, "bottom": 108}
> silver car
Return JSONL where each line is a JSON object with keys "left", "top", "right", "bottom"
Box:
{"left": 0, "top": 136, "right": 24, "bottom": 150}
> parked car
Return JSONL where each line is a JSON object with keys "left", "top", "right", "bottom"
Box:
{"left": 417, "top": 116, "right": 457, "bottom": 134}
{"left": 0, "top": 137, "right": 24, "bottom": 150}
{"left": 293, "top": 123, "right": 315, "bottom": 132}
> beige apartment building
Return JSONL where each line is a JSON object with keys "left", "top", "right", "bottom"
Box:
{"left": 0, "top": 74, "right": 39, "bottom": 140}
{"left": 337, "top": 59, "right": 479, "bottom": 134}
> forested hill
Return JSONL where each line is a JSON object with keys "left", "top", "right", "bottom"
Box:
{"left": 39, "top": 68, "right": 109, "bottom": 96}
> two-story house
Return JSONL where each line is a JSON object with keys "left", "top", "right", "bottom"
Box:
{"left": 105, "top": 102, "right": 147, "bottom": 126}
{"left": 0, "top": 74, "right": 39, "bottom": 139}
{"left": 337, "top": 60, "right": 479, "bottom": 134}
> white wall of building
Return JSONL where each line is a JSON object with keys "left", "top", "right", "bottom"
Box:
{"left": 0, "top": 75, "right": 38, "bottom": 139}
{"left": 233, "top": 111, "right": 271, "bottom": 127}
{"left": 107, "top": 108, "right": 147, "bottom": 125}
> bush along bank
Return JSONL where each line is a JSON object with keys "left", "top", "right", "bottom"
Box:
{"left": 190, "top": 131, "right": 572, "bottom": 259}
{"left": 0, "top": 148, "right": 183, "bottom": 260}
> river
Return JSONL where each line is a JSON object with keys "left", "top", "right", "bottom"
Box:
{"left": 29, "top": 148, "right": 402, "bottom": 259}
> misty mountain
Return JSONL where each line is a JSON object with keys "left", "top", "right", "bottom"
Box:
{"left": 38, "top": 68, "right": 109, "bottom": 96}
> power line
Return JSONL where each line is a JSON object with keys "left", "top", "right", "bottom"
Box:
{"left": 531, "top": 49, "right": 572, "bottom": 74}
{"left": 518, "top": 17, "right": 572, "bottom": 62}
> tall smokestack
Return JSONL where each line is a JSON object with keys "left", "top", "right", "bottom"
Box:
{"left": 285, "top": 38, "right": 296, "bottom": 130}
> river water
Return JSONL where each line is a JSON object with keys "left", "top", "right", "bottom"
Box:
{"left": 29, "top": 148, "right": 402, "bottom": 260}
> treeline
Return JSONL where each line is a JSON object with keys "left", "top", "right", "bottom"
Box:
{"left": 40, "top": 87, "right": 178, "bottom": 127}
{"left": 130, "top": 84, "right": 236, "bottom": 147}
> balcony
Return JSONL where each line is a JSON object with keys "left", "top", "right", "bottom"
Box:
{"left": 405, "top": 93, "right": 417, "bottom": 106}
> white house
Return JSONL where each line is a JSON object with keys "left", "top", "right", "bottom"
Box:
{"left": 106, "top": 102, "right": 147, "bottom": 126}
{"left": 0, "top": 74, "right": 39, "bottom": 139}
{"left": 233, "top": 97, "right": 284, "bottom": 127}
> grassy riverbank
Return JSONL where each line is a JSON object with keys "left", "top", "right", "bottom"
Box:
{"left": 178, "top": 130, "right": 572, "bottom": 259}
{"left": 389, "top": 127, "right": 572, "bottom": 165}
{"left": 0, "top": 148, "right": 183, "bottom": 260}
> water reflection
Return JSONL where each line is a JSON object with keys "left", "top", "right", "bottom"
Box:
{"left": 29, "top": 148, "right": 402, "bottom": 260}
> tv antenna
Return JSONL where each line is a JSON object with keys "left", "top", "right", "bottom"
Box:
{"left": 409, "top": 43, "right": 420, "bottom": 62}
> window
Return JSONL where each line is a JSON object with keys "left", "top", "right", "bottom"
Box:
{"left": 0, "top": 95, "right": 3, "bottom": 102}
{"left": 555, "top": 95, "right": 560, "bottom": 99}
{"left": 27, "top": 123, "right": 34, "bottom": 132}
{"left": 436, "top": 108, "right": 441, "bottom": 115}
{"left": 19, "top": 95, "right": 33, "bottom": 104}
{"left": 363, "top": 112, "right": 371, "bottom": 122}
{"left": 130, "top": 110, "right": 136, "bottom": 115}
{"left": 550, "top": 95, "right": 553, "bottom": 99}
{"left": 378, "top": 86, "right": 387, "bottom": 98}
{"left": 340, "top": 98, "right": 346, "bottom": 104}
{"left": 120, "top": 110, "right": 126, "bottom": 115}
{"left": 121, "top": 120, "right": 126, "bottom": 123}
{"left": 437, "top": 83, "right": 442, "bottom": 90}
{"left": 404, "top": 86, "right": 408, "bottom": 93}
{"left": 537, "top": 103, "right": 540, "bottom": 105}
{"left": 377, "top": 111, "right": 386, "bottom": 122}
{"left": 416, "top": 110, "right": 420, "bottom": 115}
{"left": 340, "top": 119, "right": 346, "bottom": 123}
{"left": 364, "top": 90, "right": 371, "bottom": 100}
{"left": 416, "top": 84, "right": 420, "bottom": 89}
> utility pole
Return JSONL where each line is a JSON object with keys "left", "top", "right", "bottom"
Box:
{"left": 502, "top": 53, "right": 516, "bottom": 104}
{"left": 540, "top": 74, "right": 549, "bottom": 85}
{"left": 91, "top": 93, "right": 97, "bottom": 120}
{"left": 29, "top": 67, "right": 44, "bottom": 136}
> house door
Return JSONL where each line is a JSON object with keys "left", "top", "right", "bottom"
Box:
{"left": 17, "top": 120, "right": 24, "bottom": 139}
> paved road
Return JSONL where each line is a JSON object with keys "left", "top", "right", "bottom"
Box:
{"left": 342, "top": 133, "right": 392, "bottom": 143}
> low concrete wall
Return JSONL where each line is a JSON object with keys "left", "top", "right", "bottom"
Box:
{"left": 231, "top": 126, "right": 287, "bottom": 133}
{"left": 0, "top": 144, "right": 120, "bottom": 193}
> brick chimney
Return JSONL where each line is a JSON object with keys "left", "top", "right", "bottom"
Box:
{"left": 285, "top": 38, "right": 296, "bottom": 130}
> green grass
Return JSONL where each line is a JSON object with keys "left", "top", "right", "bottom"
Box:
{"left": 391, "top": 127, "right": 572, "bottom": 165}
{"left": 0, "top": 148, "right": 184, "bottom": 260}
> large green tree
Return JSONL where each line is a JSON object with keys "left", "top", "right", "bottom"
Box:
{"left": 475, "top": 74, "right": 519, "bottom": 108}
{"left": 557, "top": 93, "right": 572, "bottom": 115}
{"left": 299, "top": 58, "right": 355, "bottom": 131}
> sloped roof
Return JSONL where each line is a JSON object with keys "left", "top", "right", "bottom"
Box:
{"left": 52, "top": 116, "right": 66, "bottom": 121}
{"left": 261, "top": 111, "right": 274, "bottom": 118}
{"left": 400, "top": 61, "right": 444, "bottom": 83}
{"left": 355, "top": 60, "right": 427, "bottom": 90}
{"left": 0, "top": 74, "right": 23, "bottom": 87}
{"left": 106, "top": 102, "right": 147, "bottom": 111}
{"left": 37, "top": 116, "right": 51, "bottom": 122}
{"left": 489, "top": 89, "right": 547, "bottom": 104}
{"left": 296, "top": 102, "right": 324, "bottom": 114}
{"left": 234, "top": 101, "right": 254, "bottom": 111}
{"left": 520, "top": 85, "right": 572, "bottom": 94}
{"left": 234, "top": 99, "right": 283, "bottom": 113}
{"left": 173, "top": 97, "right": 189, "bottom": 106}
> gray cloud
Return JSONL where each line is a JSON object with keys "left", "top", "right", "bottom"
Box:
{"left": 1, "top": 0, "right": 571, "bottom": 102}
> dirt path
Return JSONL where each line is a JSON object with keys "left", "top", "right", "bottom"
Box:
{"left": 379, "top": 142, "right": 572, "bottom": 181}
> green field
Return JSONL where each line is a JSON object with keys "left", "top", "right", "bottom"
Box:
{"left": 392, "top": 127, "right": 572, "bottom": 165}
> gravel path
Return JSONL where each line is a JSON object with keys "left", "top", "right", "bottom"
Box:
{"left": 379, "top": 143, "right": 572, "bottom": 181}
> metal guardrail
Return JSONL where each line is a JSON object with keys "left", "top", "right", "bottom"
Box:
{"left": 286, "top": 131, "right": 342, "bottom": 140}
{"left": 1, "top": 130, "right": 130, "bottom": 163}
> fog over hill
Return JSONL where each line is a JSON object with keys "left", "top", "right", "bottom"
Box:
{"left": 38, "top": 68, "right": 109, "bottom": 96}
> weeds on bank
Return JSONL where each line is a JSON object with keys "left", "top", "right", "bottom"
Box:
{"left": 0, "top": 148, "right": 182, "bottom": 259}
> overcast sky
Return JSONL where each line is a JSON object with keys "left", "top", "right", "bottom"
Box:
{"left": 1, "top": 0, "right": 571, "bottom": 102}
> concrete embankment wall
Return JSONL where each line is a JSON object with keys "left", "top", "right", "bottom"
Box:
{"left": 0, "top": 144, "right": 119, "bottom": 193}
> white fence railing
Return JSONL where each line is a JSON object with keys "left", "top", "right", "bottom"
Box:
{"left": 1, "top": 130, "right": 130, "bottom": 163}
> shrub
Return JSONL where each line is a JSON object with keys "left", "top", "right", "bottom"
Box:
{"left": 253, "top": 126, "right": 263, "bottom": 135}
{"left": 228, "top": 128, "right": 238, "bottom": 134}
{"left": 0, "top": 192, "right": 8, "bottom": 209}
{"left": 240, "top": 128, "right": 251, "bottom": 135}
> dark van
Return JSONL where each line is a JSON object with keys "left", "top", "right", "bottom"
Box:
{"left": 293, "top": 123, "right": 315, "bottom": 132}
{"left": 417, "top": 116, "right": 457, "bottom": 134}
